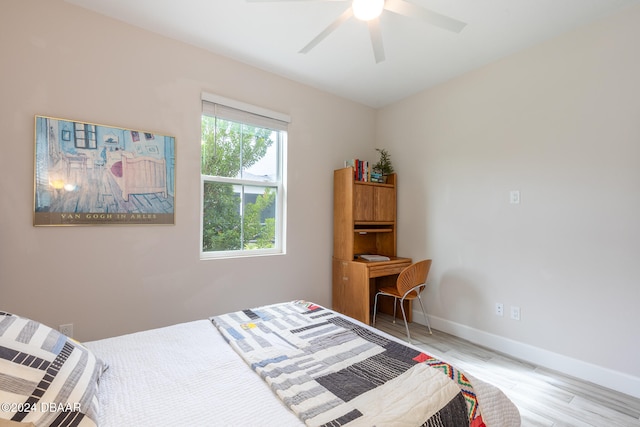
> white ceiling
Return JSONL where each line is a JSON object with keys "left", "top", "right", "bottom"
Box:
{"left": 65, "top": 0, "right": 638, "bottom": 108}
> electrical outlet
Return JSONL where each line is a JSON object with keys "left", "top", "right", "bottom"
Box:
{"left": 59, "top": 323, "right": 74, "bottom": 338}
{"left": 510, "top": 306, "right": 521, "bottom": 321}
{"left": 495, "top": 303, "right": 504, "bottom": 316}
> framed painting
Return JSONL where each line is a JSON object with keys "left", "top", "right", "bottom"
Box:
{"left": 33, "top": 115, "right": 176, "bottom": 226}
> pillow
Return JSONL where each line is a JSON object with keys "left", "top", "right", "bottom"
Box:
{"left": 110, "top": 161, "right": 122, "bottom": 178}
{"left": 0, "top": 311, "right": 105, "bottom": 427}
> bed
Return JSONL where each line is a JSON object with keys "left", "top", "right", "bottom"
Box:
{"left": 0, "top": 302, "right": 520, "bottom": 427}
{"left": 107, "top": 151, "right": 167, "bottom": 201}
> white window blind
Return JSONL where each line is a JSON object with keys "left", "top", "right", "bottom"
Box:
{"left": 202, "top": 93, "right": 290, "bottom": 131}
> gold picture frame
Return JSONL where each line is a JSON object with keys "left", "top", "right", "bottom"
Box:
{"left": 33, "top": 115, "right": 175, "bottom": 226}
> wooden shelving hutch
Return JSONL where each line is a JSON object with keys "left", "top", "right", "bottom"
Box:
{"left": 332, "top": 167, "right": 412, "bottom": 325}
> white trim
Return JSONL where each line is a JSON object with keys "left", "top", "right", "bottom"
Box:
{"left": 201, "top": 175, "right": 278, "bottom": 186}
{"left": 200, "top": 248, "right": 284, "bottom": 260}
{"left": 412, "top": 310, "right": 640, "bottom": 399}
{"left": 202, "top": 92, "right": 291, "bottom": 123}
{"left": 278, "top": 132, "right": 287, "bottom": 255}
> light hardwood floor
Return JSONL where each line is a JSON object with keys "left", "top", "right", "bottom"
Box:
{"left": 373, "top": 314, "right": 640, "bottom": 427}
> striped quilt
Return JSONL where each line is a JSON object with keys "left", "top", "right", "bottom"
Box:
{"left": 211, "top": 301, "right": 486, "bottom": 427}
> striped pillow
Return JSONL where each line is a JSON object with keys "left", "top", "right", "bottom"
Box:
{"left": 0, "top": 312, "right": 105, "bottom": 427}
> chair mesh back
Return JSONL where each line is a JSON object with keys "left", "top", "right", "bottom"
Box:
{"left": 397, "top": 259, "right": 432, "bottom": 297}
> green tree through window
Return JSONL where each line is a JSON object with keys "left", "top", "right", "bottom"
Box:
{"left": 201, "top": 99, "right": 286, "bottom": 257}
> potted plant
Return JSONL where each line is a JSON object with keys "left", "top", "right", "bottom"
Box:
{"left": 372, "top": 148, "right": 394, "bottom": 182}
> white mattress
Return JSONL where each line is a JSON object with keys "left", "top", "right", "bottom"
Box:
{"left": 85, "top": 320, "right": 303, "bottom": 427}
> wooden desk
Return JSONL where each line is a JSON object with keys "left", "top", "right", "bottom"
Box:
{"left": 332, "top": 256, "right": 412, "bottom": 325}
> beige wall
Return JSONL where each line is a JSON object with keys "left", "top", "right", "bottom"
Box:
{"left": 0, "top": 0, "right": 375, "bottom": 340}
{"left": 378, "top": 4, "right": 640, "bottom": 394}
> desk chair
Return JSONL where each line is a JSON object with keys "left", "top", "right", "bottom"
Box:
{"left": 372, "top": 259, "right": 432, "bottom": 343}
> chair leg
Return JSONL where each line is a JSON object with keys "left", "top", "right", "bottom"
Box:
{"left": 399, "top": 298, "right": 412, "bottom": 344}
{"left": 417, "top": 295, "right": 432, "bottom": 335}
{"left": 392, "top": 297, "right": 397, "bottom": 323}
{"left": 372, "top": 293, "right": 380, "bottom": 326}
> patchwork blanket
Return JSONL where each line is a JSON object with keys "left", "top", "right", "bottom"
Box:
{"left": 211, "top": 301, "right": 487, "bottom": 427}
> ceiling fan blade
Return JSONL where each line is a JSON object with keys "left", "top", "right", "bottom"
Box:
{"left": 384, "top": 0, "right": 466, "bottom": 33}
{"left": 299, "top": 7, "right": 353, "bottom": 54}
{"left": 368, "top": 18, "right": 385, "bottom": 63}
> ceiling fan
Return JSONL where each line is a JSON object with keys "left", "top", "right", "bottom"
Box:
{"left": 247, "top": 0, "right": 466, "bottom": 63}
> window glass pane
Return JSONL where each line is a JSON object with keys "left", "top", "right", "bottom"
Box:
{"left": 202, "top": 182, "right": 277, "bottom": 252}
{"left": 241, "top": 125, "right": 278, "bottom": 181}
{"left": 201, "top": 115, "right": 277, "bottom": 181}
{"left": 87, "top": 126, "right": 97, "bottom": 149}
{"left": 202, "top": 181, "right": 242, "bottom": 251}
{"left": 201, "top": 116, "right": 241, "bottom": 178}
{"left": 75, "top": 125, "right": 86, "bottom": 148}
{"left": 242, "top": 185, "right": 276, "bottom": 249}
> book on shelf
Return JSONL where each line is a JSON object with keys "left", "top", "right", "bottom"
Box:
{"left": 344, "top": 159, "right": 375, "bottom": 182}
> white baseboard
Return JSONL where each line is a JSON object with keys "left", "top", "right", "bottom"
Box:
{"left": 413, "top": 310, "right": 640, "bottom": 399}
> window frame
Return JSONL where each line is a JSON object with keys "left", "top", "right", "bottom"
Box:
{"left": 74, "top": 122, "right": 97, "bottom": 149}
{"left": 200, "top": 93, "right": 289, "bottom": 259}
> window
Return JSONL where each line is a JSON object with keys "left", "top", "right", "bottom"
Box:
{"left": 201, "top": 94, "right": 288, "bottom": 258}
{"left": 74, "top": 122, "right": 97, "bottom": 149}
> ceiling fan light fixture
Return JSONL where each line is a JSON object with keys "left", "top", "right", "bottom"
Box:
{"left": 352, "top": 0, "right": 385, "bottom": 21}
